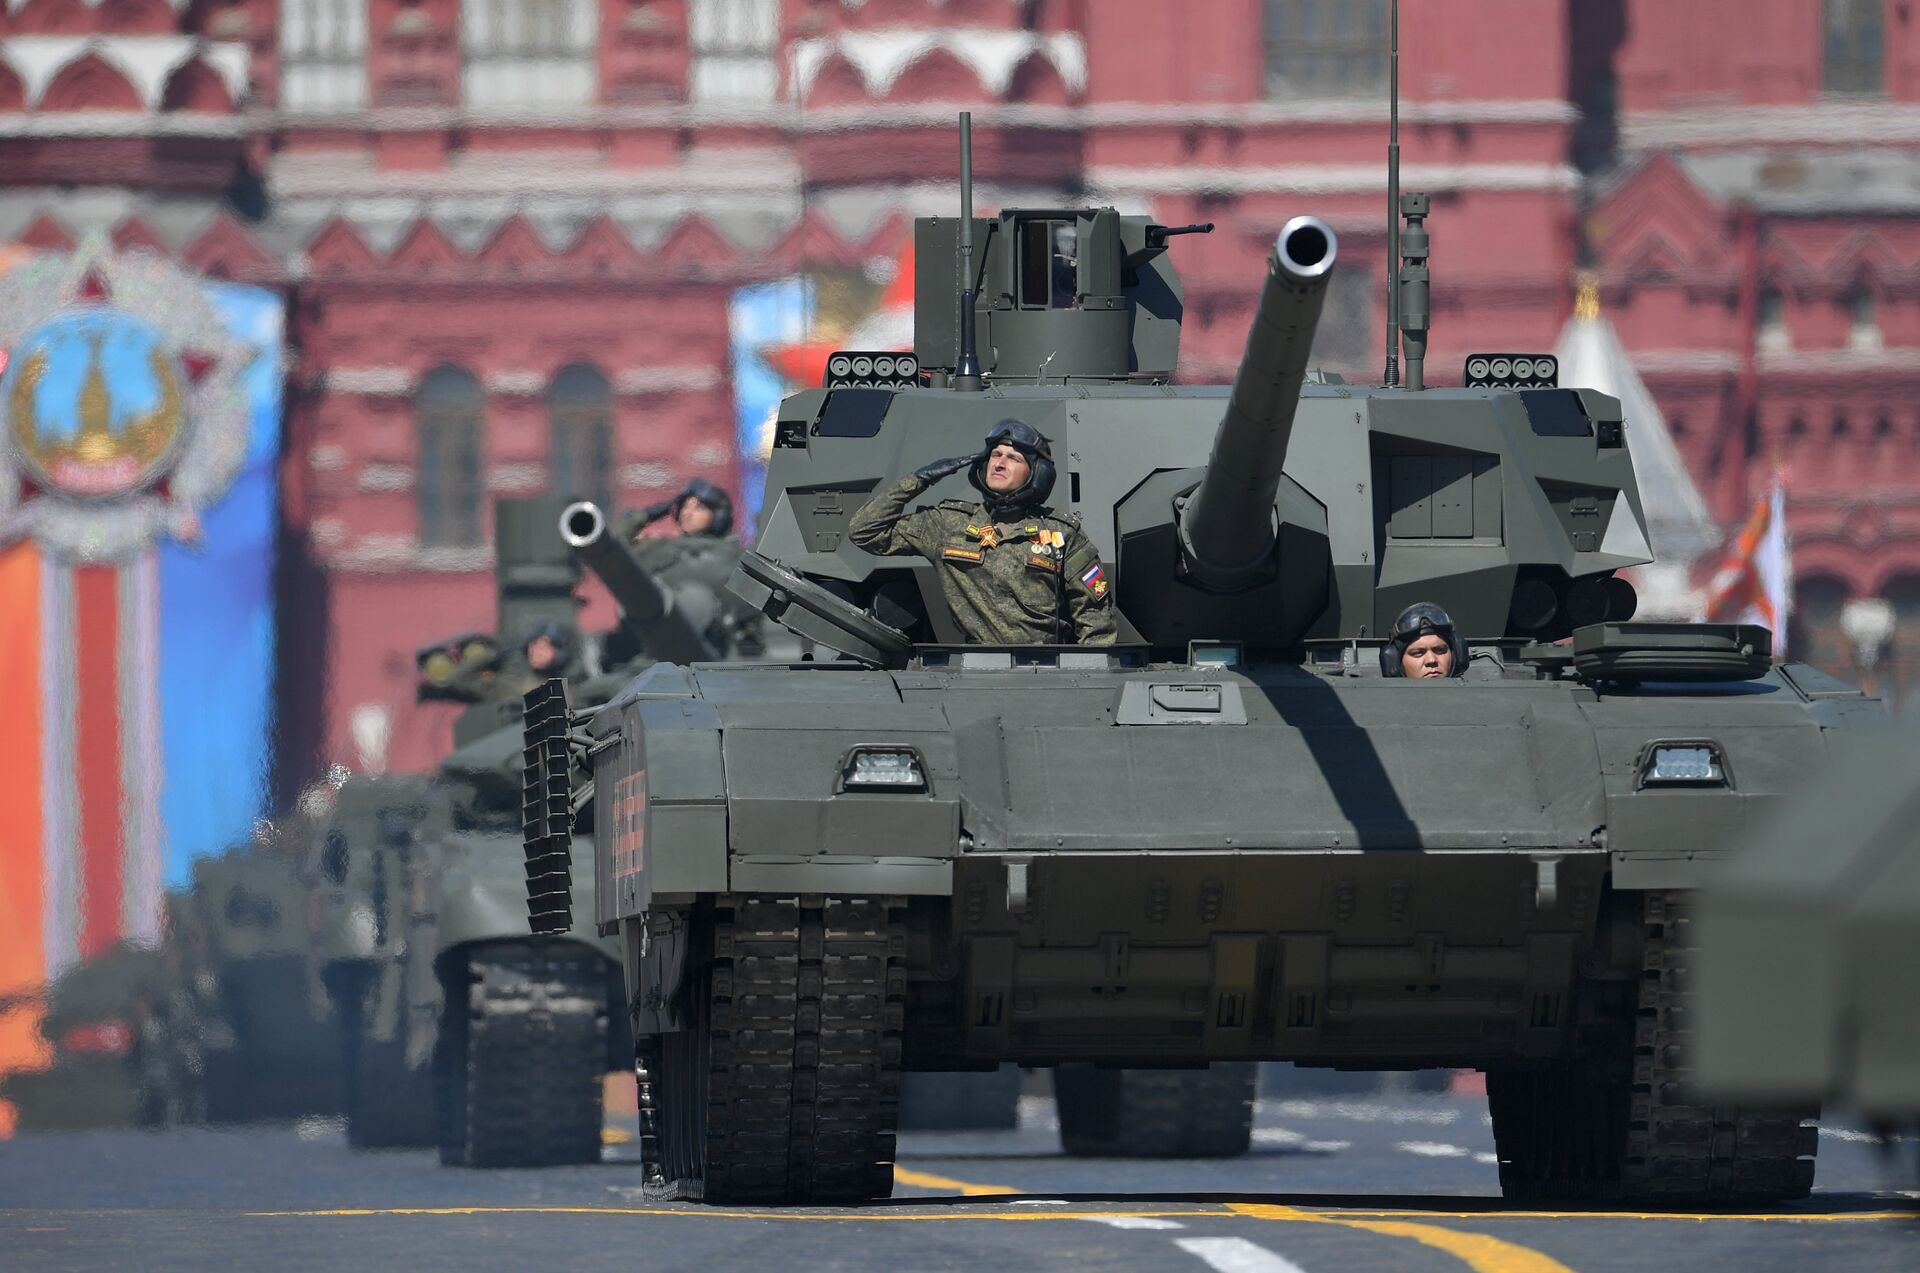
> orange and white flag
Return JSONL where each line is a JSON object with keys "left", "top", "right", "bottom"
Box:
{"left": 1702, "top": 475, "right": 1791, "bottom": 652}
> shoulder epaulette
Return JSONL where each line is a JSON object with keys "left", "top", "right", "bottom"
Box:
{"left": 936, "top": 499, "right": 977, "bottom": 512}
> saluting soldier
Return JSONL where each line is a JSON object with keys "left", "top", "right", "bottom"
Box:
{"left": 848, "top": 419, "right": 1116, "bottom": 646}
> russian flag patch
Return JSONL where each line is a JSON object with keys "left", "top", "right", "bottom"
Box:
{"left": 1080, "top": 562, "right": 1105, "bottom": 589}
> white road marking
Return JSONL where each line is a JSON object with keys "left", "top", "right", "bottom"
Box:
{"left": 294, "top": 1117, "right": 346, "bottom": 1141}
{"left": 1819, "top": 1126, "right": 1881, "bottom": 1144}
{"left": 1176, "top": 1236, "right": 1310, "bottom": 1273}
{"left": 1080, "top": 1215, "right": 1187, "bottom": 1230}
{"left": 1396, "top": 1140, "right": 1470, "bottom": 1158}
{"left": 1264, "top": 1099, "right": 1460, "bottom": 1126}
{"left": 1014, "top": 1200, "right": 1071, "bottom": 1206}
{"left": 1252, "top": 1127, "right": 1351, "bottom": 1152}
{"left": 1473, "top": 1152, "right": 1499, "bottom": 1165}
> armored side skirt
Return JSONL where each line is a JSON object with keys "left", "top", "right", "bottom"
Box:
{"left": 627, "top": 848, "right": 1618, "bottom": 1072}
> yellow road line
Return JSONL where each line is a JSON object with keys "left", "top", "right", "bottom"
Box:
{"left": 600, "top": 1128, "right": 634, "bottom": 1145}
{"left": 891, "top": 1166, "right": 1015, "bottom": 1196}
{"left": 240, "top": 1201, "right": 1913, "bottom": 1229}
{"left": 1231, "top": 1203, "right": 1575, "bottom": 1273}
{"left": 245, "top": 1206, "right": 1197, "bottom": 1221}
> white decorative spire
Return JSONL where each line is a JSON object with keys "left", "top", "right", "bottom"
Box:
{"left": 1553, "top": 274, "right": 1721, "bottom": 618}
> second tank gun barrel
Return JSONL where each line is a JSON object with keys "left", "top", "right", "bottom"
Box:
{"left": 1178, "top": 216, "right": 1338, "bottom": 591}
{"left": 560, "top": 501, "right": 718, "bottom": 666}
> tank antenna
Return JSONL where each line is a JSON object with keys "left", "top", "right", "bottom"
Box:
{"left": 1383, "top": 0, "right": 1401, "bottom": 387}
{"left": 953, "top": 111, "right": 984, "bottom": 391}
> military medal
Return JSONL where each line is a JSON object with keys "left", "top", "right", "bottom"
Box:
{"left": 977, "top": 525, "right": 999, "bottom": 549}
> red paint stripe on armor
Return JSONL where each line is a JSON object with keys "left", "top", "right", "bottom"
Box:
{"left": 73, "top": 565, "right": 124, "bottom": 959}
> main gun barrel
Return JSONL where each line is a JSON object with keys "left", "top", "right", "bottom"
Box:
{"left": 1178, "top": 216, "right": 1338, "bottom": 591}
{"left": 560, "top": 501, "right": 718, "bottom": 666}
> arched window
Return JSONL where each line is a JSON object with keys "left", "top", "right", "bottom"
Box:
{"left": 281, "top": 0, "right": 369, "bottom": 111}
{"left": 547, "top": 364, "right": 613, "bottom": 509}
{"left": 417, "top": 366, "right": 485, "bottom": 548}
{"left": 462, "top": 0, "right": 598, "bottom": 107}
{"left": 1825, "top": 0, "right": 1885, "bottom": 96}
{"left": 1265, "top": 0, "right": 1389, "bottom": 98}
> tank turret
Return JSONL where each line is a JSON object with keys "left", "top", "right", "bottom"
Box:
{"left": 559, "top": 501, "right": 717, "bottom": 666}
{"left": 1178, "top": 216, "right": 1337, "bottom": 592}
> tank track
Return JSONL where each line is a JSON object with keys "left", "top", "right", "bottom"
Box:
{"left": 1489, "top": 889, "right": 1817, "bottom": 1203}
{"left": 436, "top": 940, "right": 608, "bottom": 1168}
{"left": 1055, "top": 1063, "right": 1257, "bottom": 1158}
{"left": 655, "top": 897, "right": 905, "bottom": 1204}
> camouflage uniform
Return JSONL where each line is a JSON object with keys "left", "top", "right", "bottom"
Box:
{"left": 848, "top": 475, "right": 1117, "bottom": 645}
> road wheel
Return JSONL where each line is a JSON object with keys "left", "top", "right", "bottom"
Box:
{"left": 653, "top": 897, "right": 905, "bottom": 1203}
{"left": 1055, "top": 1063, "right": 1257, "bottom": 1158}
{"left": 436, "top": 940, "right": 609, "bottom": 1168}
{"left": 1488, "top": 890, "right": 1817, "bottom": 1203}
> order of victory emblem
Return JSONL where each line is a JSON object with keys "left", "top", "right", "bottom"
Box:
{"left": 0, "top": 239, "right": 257, "bottom": 561}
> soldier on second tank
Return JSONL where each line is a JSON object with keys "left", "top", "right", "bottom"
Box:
{"left": 848, "top": 419, "right": 1116, "bottom": 646}
{"left": 609, "top": 479, "right": 763, "bottom": 659}
{"left": 621, "top": 477, "right": 734, "bottom": 542}
{"left": 1380, "top": 601, "right": 1466, "bottom": 678}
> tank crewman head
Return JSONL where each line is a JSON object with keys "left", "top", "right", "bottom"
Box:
{"left": 967, "top": 419, "right": 1057, "bottom": 520}
{"left": 522, "top": 620, "right": 575, "bottom": 675}
{"left": 1380, "top": 601, "right": 1466, "bottom": 678}
{"left": 623, "top": 479, "right": 737, "bottom": 542}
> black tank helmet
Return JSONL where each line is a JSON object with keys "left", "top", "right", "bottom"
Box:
{"left": 677, "top": 478, "right": 734, "bottom": 537}
{"left": 1380, "top": 601, "right": 1467, "bottom": 678}
{"left": 968, "top": 419, "right": 1057, "bottom": 517}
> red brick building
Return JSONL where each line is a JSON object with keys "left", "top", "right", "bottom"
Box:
{"left": 2, "top": 0, "right": 1914, "bottom": 788}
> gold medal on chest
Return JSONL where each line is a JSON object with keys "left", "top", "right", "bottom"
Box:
{"left": 977, "top": 526, "right": 1000, "bottom": 550}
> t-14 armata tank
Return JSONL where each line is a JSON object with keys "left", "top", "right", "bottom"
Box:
{"left": 525, "top": 114, "right": 1881, "bottom": 1205}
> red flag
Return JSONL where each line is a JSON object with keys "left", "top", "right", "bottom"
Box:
{"left": 1703, "top": 475, "right": 1791, "bottom": 650}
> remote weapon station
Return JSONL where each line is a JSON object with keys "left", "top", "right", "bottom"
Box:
{"left": 527, "top": 20, "right": 1875, "bottom": 1204}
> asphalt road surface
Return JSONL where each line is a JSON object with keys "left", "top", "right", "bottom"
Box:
{"left": 2, "top": 1091, "right": 1913, "bottom": 1272}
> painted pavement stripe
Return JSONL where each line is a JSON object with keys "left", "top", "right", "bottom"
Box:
{"left": 235, "top": 1203, "right": 1915, "bottom": 1226}
{"left": 1176, "top": 1236, "right": 1310, "bottom": 1273}
{"left": 1399, "top": 1141, "right": 1471, "bottom": 1158}
{"left": 1230, "top": 1203, "right": 1575, "bottom": 1273}
{"left": 1080, "top": 1215, "right": 1187, "bottom": 1230}
{"left": 891, "top": 1166, "right": 1015, "bottom": 1196}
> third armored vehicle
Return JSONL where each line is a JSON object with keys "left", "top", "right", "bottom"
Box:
{"left": 1697, "top": 723, "right": 1914, "bottom": 1182}
{"left": 529, "top": 116, "right": 1878, "bottom": 1204}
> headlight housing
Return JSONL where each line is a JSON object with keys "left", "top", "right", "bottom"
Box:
{"left": 1638, "top": 742, "right": 1727, "bottom": 787}
{"left": 839, "top": 747, "right": 928, "bottom": 793}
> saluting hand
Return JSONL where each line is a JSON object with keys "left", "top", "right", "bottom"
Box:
{"left": 912, "top": 455, "right": 974, "bottom": 485}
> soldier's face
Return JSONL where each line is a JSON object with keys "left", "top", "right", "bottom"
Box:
{"left": 1401, "top": 635, "right": 1453, "bottom": 678}
{"left": 527, "top": 635, "right": 560, "bottom": 671}
{"left": 677, "top": 499, "right": 716, "bottom": 534}
{"left": 984, "top": 444, "right": 1031, "bottom": 493}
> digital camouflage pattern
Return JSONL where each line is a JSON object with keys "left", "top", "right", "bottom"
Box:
{"left": 848, "top": 474, "right": 1116, "bottom": 645}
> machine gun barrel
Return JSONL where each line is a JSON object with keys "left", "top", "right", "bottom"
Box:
{"left": 1178, "top": 216, "right": 1338, "bottom": 591}
{"left": 559, "top": 501, "right": 718, "bottom": 665}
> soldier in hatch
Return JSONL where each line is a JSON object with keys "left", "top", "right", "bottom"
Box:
{"left": 1379, "top": 601, "right": 1467, "bottom": 679}
{"left": 621, "top": 477, "right": 735, "bottom": 542}
{"left": 848, "top": 419, "right": 1116, "bottom": 645}
{"left": 611, "top": 479, "right": 764, "bottom": 659}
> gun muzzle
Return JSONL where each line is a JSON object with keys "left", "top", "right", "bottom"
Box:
{"left": 1177, "top": 215, "right": 1338, "bottom": 592}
